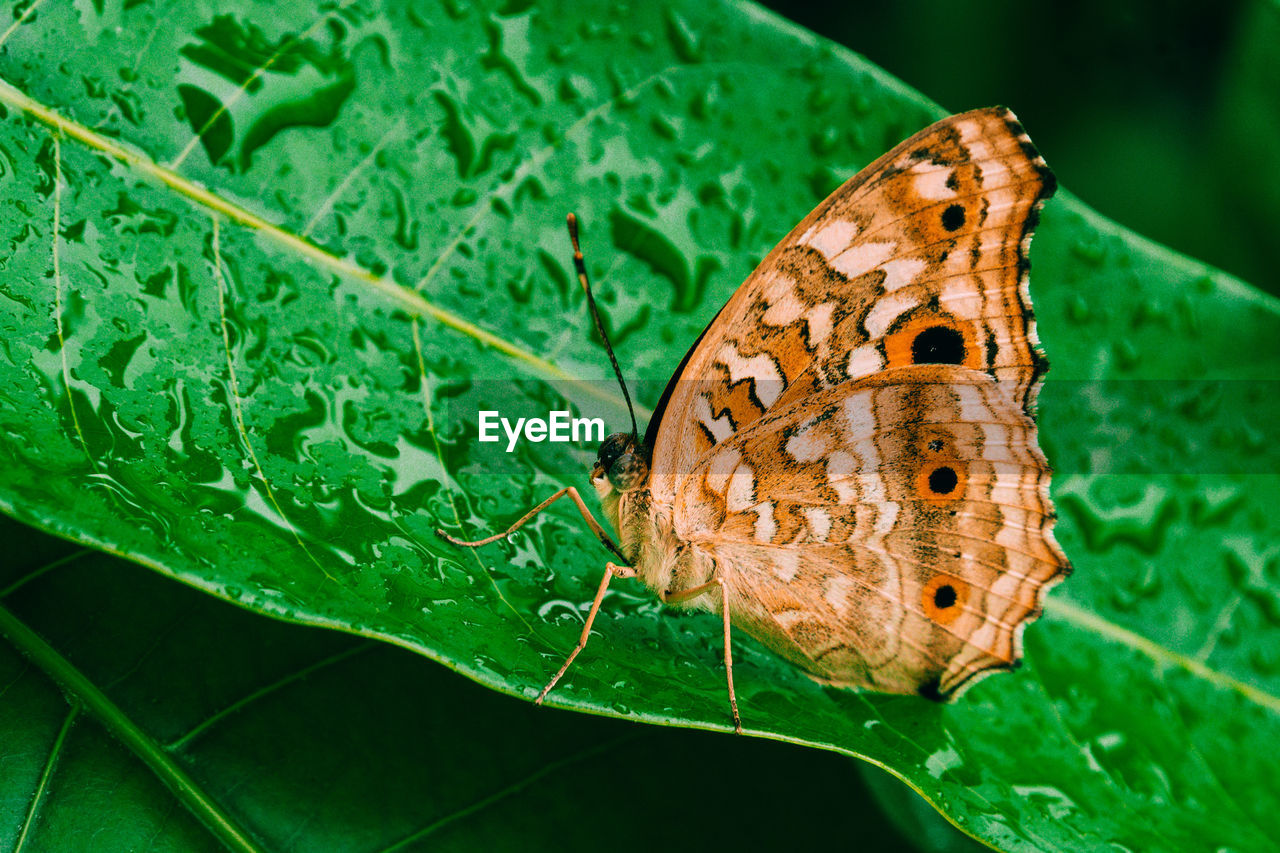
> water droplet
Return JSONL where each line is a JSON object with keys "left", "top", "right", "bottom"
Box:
{"left": 1057, "top": 476, "right": 1177, "bottom": 555}
{"left": 1011, "top": 785, "right": 1077, "bottom": 820}
{"left": 663, "top": 9, "right": 702, "bottom": 63}
{"left": 811, "top": 126, "right": 840, "bottom": 156}
{"left": 1071, "top": 234, "right": 1106, "bottom": 266}
{"left": 630, "top": 31, "right": 656, "bottom": 51}
{"left": 1066, "top": 293, "right": 1090, "bottom": 324}
{"left": 808, "top": 87, "right": 835, "bottom": 112}
{"left": 176, "top": 16, "right": 356, "bottom": 171}
{"left": 1113, "top": 339, "right": 1140, "bottom": 370}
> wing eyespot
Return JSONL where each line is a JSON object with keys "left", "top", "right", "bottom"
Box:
{"left": 916, "top": 462, "right": 967, "bottom": 504}
{"left": 928, "top": 466, "right": 959, "bottom": 495}
{"left": 882, "top": 312, "right": 978, "bottom": 370}
{"left": 922, "top": 575, "right": 971, "bottom": 625}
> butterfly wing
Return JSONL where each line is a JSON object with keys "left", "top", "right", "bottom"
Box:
{"left": 674, "top": 367, "right": 1067, "bottom": 696}
{"left": 646, "top": 106, "right": 1065, "bottom": 696}
{"left": 649, "top": 106, "right": 1056, "bottom": 507}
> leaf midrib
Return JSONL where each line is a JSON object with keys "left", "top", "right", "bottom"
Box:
{"left": 1045, "top": 597, "right": 1280, "bottom": 712}
{"left": 0, "top": 76, "right": 587, "bottom": 394}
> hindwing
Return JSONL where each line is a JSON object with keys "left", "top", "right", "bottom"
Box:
{"left": 673, "top": 367, "right": 1067, "bottom": 696}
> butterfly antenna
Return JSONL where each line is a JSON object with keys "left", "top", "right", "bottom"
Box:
{"left": 567, "top": 213, "right": 640, "bottom": 445}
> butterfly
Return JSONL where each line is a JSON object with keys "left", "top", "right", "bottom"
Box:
{"left": 439, "top": 106, "right": 1071, "bottom": 733}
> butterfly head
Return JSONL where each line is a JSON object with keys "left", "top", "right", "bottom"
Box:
{"left": 591, "top": 432, "right": 648, "bottom": 495}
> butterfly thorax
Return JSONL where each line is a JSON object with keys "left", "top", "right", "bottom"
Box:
{"left": 593, "top": 432, "right": 719, "bottom": 607}
{"left": 596, "top": 476, "right": 717, "bottom": 611}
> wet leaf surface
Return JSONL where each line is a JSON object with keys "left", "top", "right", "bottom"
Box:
{"left": 0, "top": 1, "right": 1277, "bottom": 849}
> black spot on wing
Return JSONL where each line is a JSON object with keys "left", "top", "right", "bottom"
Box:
{"left": 928, "top": 466, "right": 959, "bottom": 495}
{"left": 911, "top": 326, "right": 965, "bottom": 364}
{"left": 941, "top": 204, "right": 966, "bottom": 232}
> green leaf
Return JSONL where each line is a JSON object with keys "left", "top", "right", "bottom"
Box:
{"left": 0, "top": 514, "right": 944, "bottom": 851}
{"left": 0, "top": 1, "right": 1276, "bottom": 850}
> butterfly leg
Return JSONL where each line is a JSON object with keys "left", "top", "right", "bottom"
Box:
{"left": 660, "top": 578, "right": 742, "bottom": 734}
{"left": 435, "top": 486, "right": 627, "bottom": 562}
{"left": 536, "top": 561, "right": 636, "bottom": 705}
{"left": 719, "top": 580, "right": 742, "bottom": 735}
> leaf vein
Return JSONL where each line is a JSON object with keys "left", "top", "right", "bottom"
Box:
{"left": 376, "top": 732, "right": 642, "bottom": 852}
{"left": 0, "top": 546, "right": 94, "bottom": 598}
{"left": 1045, "top": 596, "right": 1280, "bottom": 712}
{"left": 167, "top": 642, "right": 377, "bottom": 750}
{"left": 411, "top": 319, "right": 550, "bottom": 649}
{"left": 51, "top": 133, "right": 99, "bottom": 475}
{"left": 0, "top": 0, "right": 49, "bottom": 50}
{"left": 13, "top": 704, "right": 78, "bottom": 853}
{"left": 212, "top": 216, "right": 340, "bottom": 587}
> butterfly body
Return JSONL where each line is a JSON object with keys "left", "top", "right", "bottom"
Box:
{"left": 606, "top": 492, "right": 709, "bottom": 606}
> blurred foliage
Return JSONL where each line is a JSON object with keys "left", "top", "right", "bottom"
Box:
{"left": 759, "top": 0, "right": 1280, "bottom": 297}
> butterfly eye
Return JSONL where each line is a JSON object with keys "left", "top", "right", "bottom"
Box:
{"left": 596, "top": 432, "right": 630, "bottom": 471}
{"left": 606, "top": 451, "right": 649, "bottom": 492}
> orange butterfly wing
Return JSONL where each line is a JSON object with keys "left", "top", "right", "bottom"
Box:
{"left": 645, "top": 107, "right": 1067, "bottom": 697}
{"left": 649, "top": 107, "right": 1055, "bottom": 506}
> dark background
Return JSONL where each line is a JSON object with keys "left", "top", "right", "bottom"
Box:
{"left": 756, "top": 0, "right": 1280, "bottom": 298}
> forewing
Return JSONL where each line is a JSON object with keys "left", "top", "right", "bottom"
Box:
{"left": 649, "top": 107, "right": 1055, "bottom": 508}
